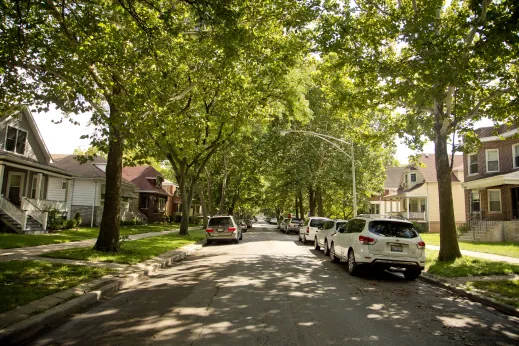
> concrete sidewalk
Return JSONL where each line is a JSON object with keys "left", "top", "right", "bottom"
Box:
{"left": 0, "top": 227, "right": 202, "bottom": 262}
{"left": 427, "top": 245, "right": 519, "bottom": 265}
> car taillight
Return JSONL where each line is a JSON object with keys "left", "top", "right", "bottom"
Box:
{"left": 306, "top": 227, "right": 309, "bottom": 233}
{"left": 417, "top": 241, "right": 426, "bottom": 249}
{"left": 206, "top": 228, "right": 214, "bottom": 233}
{"left": 228, "top": 227, "right": 237, "bottom": 232}
{"left": 359, "top": 235, "right": 377, "bottom": 245}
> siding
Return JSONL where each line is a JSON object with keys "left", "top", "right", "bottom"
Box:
{"left": 452, "top": 182, "right": 467, "bottom": 223}
{"left": 0, "top": 112, "right": 47, "bottom": 163}
{"left": 47, "top": 177, "right": 67, "bottom": 201}
{"left": 72, "top": 179, "right": 96, "bottom": 206}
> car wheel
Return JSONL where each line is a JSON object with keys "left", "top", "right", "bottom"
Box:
{"left": 206, "top": 239, "right": 213, "bottom": 245}
{"left": 329, "top": 243, "right": 339, "bottom": 263}
{"left": 404, "top": 269, "right": 421, "bottom": 281}
{"left": 303, "top": 235, "right": 307, "bottom": 244}
{"left": 314, "top": 237, "right": 321, "bottom": 250}
{"left": 298, "top": 233, "right": 302, "bottom": 242}
{"left": 347, "top": 249, "right": 359, "bottom": 276}
{"left": 324, "top": 240, "right": 330, "bottom": 256}
{"left": 239, "top": 232, "right": 243, "bottom": 240}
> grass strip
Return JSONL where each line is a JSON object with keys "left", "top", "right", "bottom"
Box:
{"left": 420, "top": 234, "right": 519, "bottom": 259}
{"left": 42, "top": 230, "right": 206, "bottom": 265}
{"left": 467, "top": 280, "right": 519, "bottom": 308}
{"left": 0, "top": 260, "right": 112, "bottom": 313}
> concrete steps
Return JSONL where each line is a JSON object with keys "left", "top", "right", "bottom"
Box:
{"left": 0, "top": 211, "right": 46, "bottom": 234}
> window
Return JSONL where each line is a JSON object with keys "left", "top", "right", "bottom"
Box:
{"left": 158, "top": 198, "right": 166, "bottom": 211}
{"left": 368, "top": 221, "right": 418, "bottom": 238}
{"left": 471, "top": 190, "right": 480, "bottom": 213}
{"left": 155, "top": 176, "right": 163, "bottom": 188}
{"left": 323, "top": 221, "right": 335, "bottom": 230}
{"left": 309, "top": 219, "right": 328, "bottom": 228}
{"left": 410, "top": 173, "right": 416, "bottom": 182}
{"left": 140, "top": 196, "right": 149, "bottom": 209}
{"left": 61, "top": 181, "right": 67, "bottom": 190}
{"left": 30, "top": 176, "right": 38, "bottom": 199}
{"left": 347, "top": 219, "right": 366, "bottom": 233}
{"left": 468, "top": 154, "right": 478, "bottom": 175}
{"left": 514, "top": 145, "right": 519, "bottom": 169}
{"left": 370, "top": 203, "right": 380, "bottom": 214}
{"left": 5, "top": 126, "right": 27, "bottom": 155}
{"left": 488, "top": 189, "right": 502, "bottom": 213}
{"left": 486, "top": 149, "right": 500, "bottom": 172}
{"left": 336, "top": 221, "right": 347, "bottom": 230}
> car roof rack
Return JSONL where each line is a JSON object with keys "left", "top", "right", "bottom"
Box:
{"left": 356, "top": 214, "right": 409, "bottom": 220}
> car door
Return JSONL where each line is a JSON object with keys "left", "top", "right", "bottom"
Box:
{"left": 350, "top": 219, "right": 366, "bottom": 255}
{"left": 333, "top": 222, "right": 350, "bottom": 258}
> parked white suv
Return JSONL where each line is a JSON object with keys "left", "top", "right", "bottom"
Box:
{"left": 328, "top": 216, "right": 426, "bottom": 280}
{"left": 299, "top": 217, "right": 330, "bottom": 244}
{"left": 314, "top": 219, "right": 348, "bottom": 255}
{"left": 206, "top": 216, "right": 243, "bottom": 244}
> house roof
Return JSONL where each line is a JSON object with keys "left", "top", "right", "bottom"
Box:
{"left": 51, "top": 154, "right": 69, "bottom": 162}
{"left": 413, "top": 154, "right": 464, "bottom": 182}
{"left": 21, "top": 107, "right": 53, "bottom": 164}
{"left": 383, "top": 182, "right": 426, "bottom": 200}
{"left": 474, "top": 124, "right": 518, "bottom": 138}
{"left": 0, "top": 150, "right": 74, "bottom": 177}
{"left": 122, "top": 165, "right": 170, "bottom": 196}
{"left": 52, "top": 155, "right": 134, "bottom": 187}
{"left": 463, "top": 170, "right": 519, "bottom": 190}
{"left": 384, "top": 167, "right": 405, "bottom": 189}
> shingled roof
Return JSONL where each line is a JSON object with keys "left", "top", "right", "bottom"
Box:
{"left": 384, "top": 167, "right": 405, "bottom": 189}
{"left": 122, "top": 165, "right": 170, "bottom": 196}
{"left": 474, "top": 124, "right": 518, "bottom": 138}
{"left": 414, "top": 154, "right": 464, "bottom": 182}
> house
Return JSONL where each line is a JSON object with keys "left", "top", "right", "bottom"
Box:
{"left": 163, "top": 180, "right": 181, "bottom": 219}
{"left": 0, "top": 107, "right": 75, "bottom": 233}
{"left": 461, "top": 125, "right": 519, "bottom": 241}
{"left": 52, "top": 155, "right": 140, "bottom": 226}
{"left": 122, "top": 165, "right": 171, "bottom": 223}
{"left": 369, "top": 166, "right": 405, "bottom": 215}
{"left": 382, "top": 154, "right": 466, "bottom": 233}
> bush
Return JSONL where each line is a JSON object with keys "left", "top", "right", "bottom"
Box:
{"left": 64, "top": 219, "right": 77, "bottom": 229}
{"left": 46, "top": 208, "right": 66, "bottom": 230}
{"left": 73, "top": 212, "right": 82, "bottom": 227}
{"left": 412, "top": 222, "right": 428, "bottom": 233}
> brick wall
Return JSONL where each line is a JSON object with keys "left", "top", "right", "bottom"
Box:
{"left": 70, "top": 205, "right": 93, "bottom": 226}
{"left": 464, "top": 136, "right": 519, "bottom": 182}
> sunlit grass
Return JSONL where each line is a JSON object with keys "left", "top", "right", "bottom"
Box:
{"left": 42, "top": 230, "right": 206, "bottom": 265}
{"left": 0, "top": 260, "right": 112, "bottom": 313}
{"left": 467, "top": 280, "right": 519, "bottom": 308}
{"left": 420, "top": 234, "right": 519, "bottom": 258}
{"left": 425, "top": 249, "right": 519, "bottom": 277}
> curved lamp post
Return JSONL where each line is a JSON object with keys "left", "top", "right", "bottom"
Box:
{"left": 280, "top": 130, "right": 357, "bottom": 217}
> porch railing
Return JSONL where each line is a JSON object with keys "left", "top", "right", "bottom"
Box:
{"left": 0, "top": 196, "right": 28, "bottom": 230}
{"left": 408, "top": 211, "right": 426, "bottom": 220}
{"left": 24, "top": 198, "right": 67, "bottom": 211}
{"left": 21, "top": 198, "right": 48, "bottom": 230}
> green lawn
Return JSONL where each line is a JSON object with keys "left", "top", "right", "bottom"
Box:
{"left": 0, "top": 224, "right": 195, "bottom": 249}
{"left": 0, "top": 260, "right": 112, "bottom": 313}
{"left": 42, "top": 229, "right": 206, "bottom": 265}
{"left": 425, "top": 249, "right": 519, "bottom": 277}
{"left": 467, "top": 280, "right": 519, "bottom": 308}
{"left": 420, "top": 233, "right": 519, "bottom": 259}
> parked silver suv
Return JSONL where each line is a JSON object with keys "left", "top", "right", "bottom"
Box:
{"left": 206, "top": 216, "right": 243, "bottom": 245}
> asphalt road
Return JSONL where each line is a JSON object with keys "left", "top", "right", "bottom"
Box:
{"left": 32, "top": 221, "right": 519, "bottom": 345}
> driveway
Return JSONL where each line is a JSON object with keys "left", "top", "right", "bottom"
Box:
{"left": 32, "top": 221, "right": 519, "bottom": 345}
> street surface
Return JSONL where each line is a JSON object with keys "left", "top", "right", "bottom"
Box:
{"left": 32, "top": 221, "right": 519, "bottom": 345}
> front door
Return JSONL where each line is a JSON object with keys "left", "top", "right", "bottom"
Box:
{"left": 512, "top": 188, "right": 519, "bottom": 219}
{"left": 6, "top": 172, "right": 25, "bottom": 206}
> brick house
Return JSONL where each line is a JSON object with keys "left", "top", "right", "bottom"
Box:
{"left": 383, "top": 154, "right": 466, "bottom": 233}
{"left": 461, "top": 125, "right": 519, "bottom": 241}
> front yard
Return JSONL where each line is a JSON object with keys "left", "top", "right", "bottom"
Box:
{"left": 41, "top": 229, "right": 206, "bottom": 265}
{"left": 0, "top": 223, "right": 198, "bottom": 249}
{"left": 421, "top": 233, "right": 519, "bottom": 258}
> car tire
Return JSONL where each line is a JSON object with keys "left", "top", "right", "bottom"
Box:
{"left": 239, "top": 232, "right": 243, "bottom": 240}
{"left": 329, "top": 243, "right": 339, "bottom": 263}
{"left": 347, "top": 249, "right": 359, "bottom": 276}
{"left": 206, "top": 239, "right": 213, "bottom": 245}
{"left": 324, "top": 240, "right": 330, "bottom": 256}
{"left": 298, "top": 233, "right": 302, "bottom": 242}
{"left": 404, "top": 269, "right": 421, "bottom": 281}
{"left": 303, "top": 235, "right": 307, "bottom": 244}
{"left": 314, "top": 237, "right": 320, "bottom": 251}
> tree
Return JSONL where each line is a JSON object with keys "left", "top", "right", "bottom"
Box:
{"left": 318, "top": 0, "right": 519, "bottom": 261}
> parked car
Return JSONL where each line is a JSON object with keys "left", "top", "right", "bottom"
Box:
{"left": 268, "top": 217, "right": 278, "bottom": 225}
{"left": 284, "top": 218, "right": 304, "bottom": 234}
{"left": 315, "top": 219, "right": 348, "bottom": 255}
{"left": 299, "top": 217, "right": 330, "bottom": 244}
{"left": 245, "top": 219, "right": 253, "bottom": 228}
{"left": 206, "top": 216, "right": 243, "bottom": 245}
{"left": 328, "top": 216, "right": 426, "bottom": 280}
{"left": 279, "top": 218, "right": 289, "bottom": 231}
{"left": 237, "top": 219, "right": 248, "bottom": 232}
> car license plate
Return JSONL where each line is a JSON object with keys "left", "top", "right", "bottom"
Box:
{"left": 217, "top": 229, "right": 224, "bottom": 232}
{"left": 391, "top": 244, "right": 403, "bottom": 252}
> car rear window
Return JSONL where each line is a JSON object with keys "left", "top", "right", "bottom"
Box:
{"left": 368, "top": 221, "right": 418, "bottom": 238}
{"left": 291, "top": 218, "right": 303, "bottom": 224}
{"left": 336, "top": 222, "right": 347, "bottom": 230}
{"left": 310, "top": 219, "right": 327, "bottom": 227}
{"left": 209, "top": 217, "right": 232, "bottom": 226}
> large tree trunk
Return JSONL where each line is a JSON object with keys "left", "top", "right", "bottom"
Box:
{"left": 218, "top": 174, "right": 228, "bottom": 214}
{"left": 95, "top": 118, "right": 123, "bottom": 252}
{"left": 317, "top": 185, "right": 324, "bottom": 217}
{"left": 309, "top": 186, "right": 315, "bottom": 216}
{"left": 435, "top": 118, "right": 462, "bottom": 261}
{"left": 196, "top": 184, "right": 208, "bottom": 229}
{"left": 298, "top": 189, "right": 304, "bottom": 219}
{"left": 178, "top": 164, "right": 191, "bottom": 236}
{"left": 205, "top": 167, "right": 213, "bottom": 216}
{"left": 295, "top": 193, "right": 299, "bottom": 218}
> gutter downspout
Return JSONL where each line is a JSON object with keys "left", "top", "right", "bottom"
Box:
{"left": 91, "top": 179, "right": 96, "bottom": 227}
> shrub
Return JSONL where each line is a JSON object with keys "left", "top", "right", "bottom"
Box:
{"left": 46, "top": 208, "right": 66, "bottom": 230}
{"left": 73, "top": 212, "right": 82, "bottom": 227}
{"left": 65, "top": 219, "right": 77, "bottom": 229}
{"left": 412, "top": 222, "right": 428, "bottom": 233}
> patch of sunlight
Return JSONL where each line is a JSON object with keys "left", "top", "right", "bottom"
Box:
{"left": 298, "top": 322, "right": 315, "bottom": 326}
{"left": 342, "top": 336, "right": 379, "bottom": 341}
{"left": 368, "top": 303, "right": 385, "bottom": 311}
{"left": 367, "top": 314, "right": 383, "bottom": 320}
{"left": 437, "top": 315, "right": 481, "bottom": 328}
{"left": 77, "top": 309, "right": 119, "bottom": 319}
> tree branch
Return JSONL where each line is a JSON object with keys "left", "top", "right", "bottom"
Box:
{"left": 462, "top": 88, "right": 512, "bottom": 121}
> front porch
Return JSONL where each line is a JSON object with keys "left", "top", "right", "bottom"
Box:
{"left": 383, "top": 194, "right": 428, "bottom": 221}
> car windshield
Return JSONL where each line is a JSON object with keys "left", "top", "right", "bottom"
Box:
{"left": 291, "top": 218, "right": 303, "bottom": 224}
{"left": 310, "top": 219, "right": 327, "bottom": 227}
{"left": 336, "top": 222, "right": 347, "bottom": 230}
{"left": 368, "top": 221, "right": 418, "bottom": 238}
{"left": 208, "top": 217, "right": 232, "bottom": 226}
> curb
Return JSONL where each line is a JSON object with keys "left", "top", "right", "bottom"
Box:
{"left": 418, "top": 273, "right": 519, "bottom": 318}
{"left": 0, "top": 240, "right": 204, "bottom": 345}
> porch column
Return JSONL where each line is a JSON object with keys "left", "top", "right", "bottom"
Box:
{"left": 406, "top": 197, "right": 410, "bottom": 219}
{"left": 0, "top": 164, "right": 4, "bottom": 196}
{"left": 35, "top": 173, "right": 43, "bottom": 200}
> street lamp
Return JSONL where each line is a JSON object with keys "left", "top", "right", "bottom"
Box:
{"left": 280, "top": 130, "right": 357, "bottom": 217}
